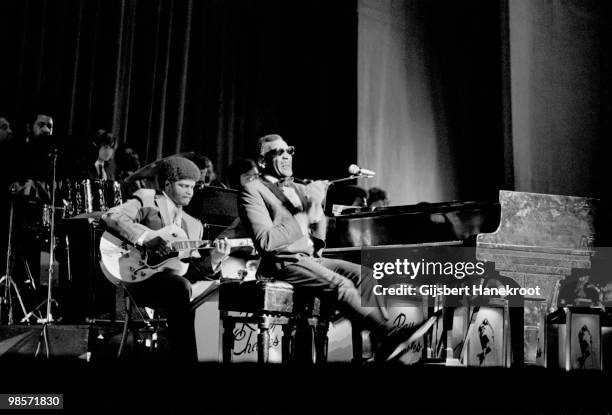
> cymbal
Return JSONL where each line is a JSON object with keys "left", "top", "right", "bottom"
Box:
{"left": 67, "top": 211, "right": 104, "bottom": 220}
{"left": 124, "top": 151, "right": 196, "bottom": 182}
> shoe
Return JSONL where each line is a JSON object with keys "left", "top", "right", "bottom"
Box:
{"left": 376, "top": 310, "right": 442, "bottom": 362}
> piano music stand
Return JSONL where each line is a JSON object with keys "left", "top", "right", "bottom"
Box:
{"left": 184, "top": 186, "right": 239, "bottom": 239}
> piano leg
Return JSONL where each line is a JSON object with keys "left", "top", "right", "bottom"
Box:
{"left": 510, "top": 307, "right": 524, "bottom": 367}
{"left": 282, "top": 324, "right": 294, "bottom": 363}
{"left": 257, "top": 318, "right": 271, "bottom": 364}
{"left": 351, "top": 320, "right": 364, "bottom": 363}
{"left": 222, "top": 317, "right": 235, "bottom": 363}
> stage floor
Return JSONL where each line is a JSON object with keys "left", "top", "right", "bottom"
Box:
{"left": 0, "top": 358, "right": 610, "bottom": 414}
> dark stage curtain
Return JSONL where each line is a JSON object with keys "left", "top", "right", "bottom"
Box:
{"left": 509, "top": 0, "right": 612, "bottom": 199}
{"left": 0, "top": 0, "right": 357, "bottom": 182}
{"left": 357, "top": 0, "right": 507, "bottom": 205}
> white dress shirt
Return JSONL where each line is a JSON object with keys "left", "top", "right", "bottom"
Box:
{"left": 135, "top": 192, "right": 182, "bottom": 246}
{"left": 94, "top": 160, "right": 107, "bottom": 180}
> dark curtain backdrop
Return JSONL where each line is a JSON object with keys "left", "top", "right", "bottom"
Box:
{"left": 0, "top": 0, "right": 357, "bottom": 182}
{"left": 358, "top": 0, "right": 612, "bottom": 206}
{"left": 509, "top": 0, "right": 612, "bottom": 200}
{"left": 358, "top": 0, "right": 507, "bottom": 205}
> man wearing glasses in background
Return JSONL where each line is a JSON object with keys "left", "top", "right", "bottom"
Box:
{"left": 238, "top": 134, "right": 424, "bottom": 362}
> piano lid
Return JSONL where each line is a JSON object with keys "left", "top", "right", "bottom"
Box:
{"left": 326, "top": 199, "right": 500, "bottom": 248}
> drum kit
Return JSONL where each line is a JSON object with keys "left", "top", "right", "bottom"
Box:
{"left": 33, "top": 150, "right": 196, "bottom": 233}
{"left": 63, "top": 178, "right": 124, "bottom": 217}
{"left": 24, "top": 179, "right": 124, "bottom": 244}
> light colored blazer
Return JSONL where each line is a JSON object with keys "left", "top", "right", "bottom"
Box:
{"left": 102, "top": 188, "right": 203, "bottom": 246}
{"left": 238, "top": 178, "right": 327, "bottom": 274}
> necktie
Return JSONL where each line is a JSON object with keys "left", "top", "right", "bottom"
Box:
{"left": 97, "top": 163, "right": 106, "bottom": 180}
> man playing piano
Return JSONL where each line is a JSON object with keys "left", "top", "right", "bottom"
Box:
{"left": 238, "top": 134, "right": 422, "bottom": 361}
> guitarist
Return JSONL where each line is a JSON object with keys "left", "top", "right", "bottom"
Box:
{"left": 102, "top": 156, "right": 230, "bottom": 361}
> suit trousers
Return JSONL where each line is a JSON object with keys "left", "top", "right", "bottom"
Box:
{"left": 126, "top": 270, "right": 197, "bottom": 361}
{"left": 276, "top": 256, "right": 389, "bottom": 332}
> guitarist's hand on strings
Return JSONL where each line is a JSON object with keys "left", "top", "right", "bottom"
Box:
{"left": 143, "top": 235, "right": 171, "bottom": 256}
{"left": 211, "top": 237, "right": 231, "bottom": 270}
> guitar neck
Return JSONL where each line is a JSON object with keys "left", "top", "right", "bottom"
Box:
{"left": 170, "top": 238, "right": 252, "bottom": 251}
{"left": 171, "top": 240, "right": 208, "bottom": 251}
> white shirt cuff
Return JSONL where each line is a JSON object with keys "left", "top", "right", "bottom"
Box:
{"left": 136, "top": 231, "right": 149, "bottom": 246}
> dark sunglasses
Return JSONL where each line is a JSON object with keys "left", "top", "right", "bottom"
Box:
{"left": 265, "top": 146, "right": 295, "bottom": 157}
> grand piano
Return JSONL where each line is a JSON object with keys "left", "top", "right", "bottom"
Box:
{"left": 322, "top": 190, "right": 606, "bottom": 366}
{"left": 324, "top": 191, "right": 602, "bottom": 307}
{"left": 324, "top": 199, "right": 501, "bottom": 261}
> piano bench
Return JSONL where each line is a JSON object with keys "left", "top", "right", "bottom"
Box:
{"left": 218, "top": 279, "right": 333, "bottom": 364}
{"left": 290, "top": 291, "right": 337, "bottom": 364}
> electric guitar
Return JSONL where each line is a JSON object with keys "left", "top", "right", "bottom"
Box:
{"left": 99, "top": 224, "right": 253, "bottom": 285}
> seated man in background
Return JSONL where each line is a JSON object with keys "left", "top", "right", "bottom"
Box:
{"left": 11, "top": 110, "right": 57, "bottom": 202}
{"left": 227, "top": 158, "right": 259, "bottom": 190}
{"left": 367, "top": 187, "right": 389, "bottom": 208}
{"left": 102, "top": 156, "right": 230, "bottom": 361}
{"left": 0, "top": 114, "right": 13, "bottom": 144}
{"left": 238, "top": 134, "right": 425, "bottom": 362}
{"left": 7, "top": 110, "right": 64, "bottom": 321}
{"left": 84, "top": 129, "right": 117, "bottom": 181}
{"left": 192, "top": 153, "right": 227, "bottom": 188}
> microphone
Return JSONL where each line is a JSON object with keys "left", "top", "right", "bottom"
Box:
{"left": 293, "top": 178, "right": 313, "bottom": 185}
{"left": 348, "top": 164, "right": 376, "bottom": 177}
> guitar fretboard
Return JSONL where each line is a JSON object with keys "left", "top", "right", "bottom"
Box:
{"left": 170, "top": 238, "right": 252, "bottom": 251}
{"left": 171, "top": 241, "right": 203, "bottom": 250}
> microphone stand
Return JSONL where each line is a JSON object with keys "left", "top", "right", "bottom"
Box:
{"left": 1, "top": 187, "right": 41, "bottom": 325}
{"left": 0, "top": 190, "right": 15, "bottom": 324}
{"left": 323, "top": 173, "right": 374, "bottom": 215}
{"left": 0, "top": 188, "right": 18, "bottom": 324}
{"left": 328, "top": 175, "right": 359, "bottom": 185}
{"left": 35, "top": 148, "right": 60, "bottom": 359}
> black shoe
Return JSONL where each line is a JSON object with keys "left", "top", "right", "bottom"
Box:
{"left": 376, "top": 310, "right": 442, "bottom": 362}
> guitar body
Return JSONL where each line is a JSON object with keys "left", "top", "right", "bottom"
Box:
{"left": 99, "top": 225, "right": 192, "bottom": 285}
{"left": 99, "top": 224, "right": 255, "bottom": 285}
